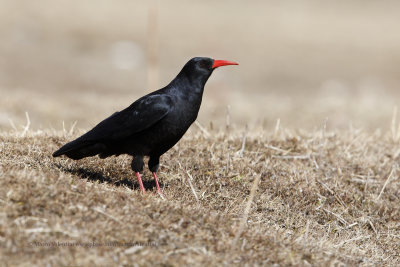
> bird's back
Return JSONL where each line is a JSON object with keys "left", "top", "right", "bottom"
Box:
{"left": 53, "top": 57, "right": 236, "bottom": 161}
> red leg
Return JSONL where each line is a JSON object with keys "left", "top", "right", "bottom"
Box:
{"left": 152, "top": 172, "right": 162, "bottom": 193}
{"left": 135, "top": 172, "right": 145, "bottom": 193}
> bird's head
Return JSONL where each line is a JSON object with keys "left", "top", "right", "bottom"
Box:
{"left": 189, "top": 57, "right": 238, "bottom": 73}
{"left": 178, "top": 57, "right": 238, "bottom": 87}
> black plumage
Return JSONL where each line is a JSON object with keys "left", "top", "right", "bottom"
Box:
{"left": 53, "top": 57, "right": 238, "bottom": 193}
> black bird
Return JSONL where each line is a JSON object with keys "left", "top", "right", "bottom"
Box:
{"left": 53, "top": 57, "right": 238, "bottom": 193}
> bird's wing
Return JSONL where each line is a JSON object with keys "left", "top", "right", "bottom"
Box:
{"left": 79, "top": 94, "right": 173, "bottom": 141}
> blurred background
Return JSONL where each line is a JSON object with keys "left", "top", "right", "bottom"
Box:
{"left": 1, "top": 0, "right": 400, "bottom": 132}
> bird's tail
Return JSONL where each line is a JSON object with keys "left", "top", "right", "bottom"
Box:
{"left": 52, "top": 138, "right": 105, "bottom": 160}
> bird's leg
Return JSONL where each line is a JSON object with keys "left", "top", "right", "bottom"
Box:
{"left": 152, "top": 172, "right": 161, "bottom": 193}
{"left": 132, "top": 156, "right": 145, "bottom": 193}
{"left": 135, "top": 172, "right": 146, "bottom": 193}
{"left": 149, "top": 156, "right": 163, "bottom": 195}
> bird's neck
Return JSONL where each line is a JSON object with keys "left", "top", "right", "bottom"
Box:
{"left": 171, "top": 73, "right": 210, "bottom": 96}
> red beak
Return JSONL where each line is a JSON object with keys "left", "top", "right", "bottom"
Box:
{"left": 212, "top": 59, "right": 239, "bottom": 69}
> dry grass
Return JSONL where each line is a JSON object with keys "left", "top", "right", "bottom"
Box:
{"left": 1, "top": 123, "right": 400, "bottom": 266}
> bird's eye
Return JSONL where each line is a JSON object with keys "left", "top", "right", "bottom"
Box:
{"left": 199, "top": 60, "right": 209, "bottom": 69}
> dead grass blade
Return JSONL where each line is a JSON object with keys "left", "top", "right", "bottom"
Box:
{"left": 376, "top": 166, "right": 396, "bottom": 200}
{"left": 317, "top": 179, "right": 347, "bottom": 207}
{"left": 231, "top": 174, "right": 261, "bottom": 248}
{"left": 178, "top": 161, "right": 199, "bottom": 202}
{"left": 194, "top": 120, "right": 210, "bottom": 138}
{"left": 264, "top": 144, "right": 291, "bottom": 154}
{"left": 237, "top": 126, "right": 247, "bottom": 157}
{"left": 272, "top": 154, "right": 310, "bottom": 160}
{"left": 333, "top": 235, "right": 371, "bottom": 248}
{"left": 92, "top": 206, "right": 122, "bottom": 224}
{"left": 323, "top": 208, "right": 349, "bottom": 226}
{"left": 21, "top": 112, "right": 31, "bottom": 137}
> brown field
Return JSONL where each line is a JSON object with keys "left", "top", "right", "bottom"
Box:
{"left": 1, "top": 0, "right": 400, "bottom": 266}
{"left": 2, "top": 127, "right": 400, "bottom": 266}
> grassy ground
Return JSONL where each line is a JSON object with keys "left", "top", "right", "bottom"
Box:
{"left": 1, "top": 124, "right": 400, "bottom": 266}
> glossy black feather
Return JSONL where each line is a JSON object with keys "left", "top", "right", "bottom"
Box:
{"left": 81, "top": 94, "right": 173, "bottom": 141}
{"left": 52, "top": 57, "right": 234, "bottom": 173}
{"left": 52, "top": 95, "right": 173, "bottom": 156}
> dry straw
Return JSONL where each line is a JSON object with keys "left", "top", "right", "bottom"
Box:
{"left": 1, "top": 119, "right": 400, "bottom": 265}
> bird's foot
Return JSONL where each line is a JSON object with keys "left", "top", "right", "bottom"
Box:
{"left": 157, "top": 190, "right": 165, "bottom": 200}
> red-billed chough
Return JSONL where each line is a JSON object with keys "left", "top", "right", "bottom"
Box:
{"left": 53, "top": 57, "right": 238, "bottom": 193}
